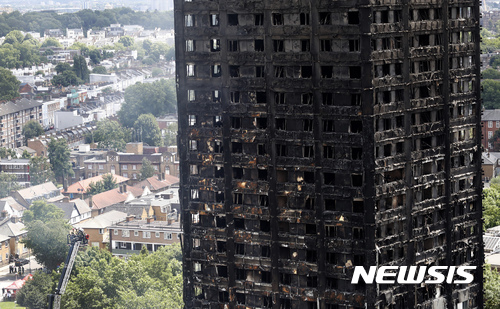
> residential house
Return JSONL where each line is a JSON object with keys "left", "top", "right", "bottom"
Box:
{"left": 66, "top": 28, "right": 84, "bottom": 40}
{"left": 0, "top": 233, "right": 11, "bottom": 266}
{"left": 44, "top": 29, "right": 64, "bottom": 37}
{"left": 0, "top": 158, "right": 30, "bottom": 187}
{"left": 63, "top": 173, "right": 129, "bottom": 199}
{"left": 0, "top": 218, "right": 28, "bottom": 260}
{"left": 0, "top": 98, "right": 44, "bottom": 148}
{"left": 13, "top": 146, "right": 36, "bottom": 158}
{"left": 74, "top": 210, "right": 127, "bottom": 249}
{"left": 52, "top": 199, "right": 92, "bottom": 225}
{"left": 104, "top": 24, "right": 124, "bottom": 37}
{"left": 87, "top": 30, "right": 106, "bottom": 42}
{"left": 42, "top": 98, "right": 66, "bottom": 128}
{"left": 483, "top": 152, "right": 500, "bottom": 182}
{"left": 28, "top": 124, "right": 96, "bottom": 156}
{"left": 109, "top": 217, "right": 181, "bottom": 258}
{"left": 0, "top": 200, "right": 22, "bottom": 219}
{"left": 482, "top": 109, "right": 500, "bottom": 150}
{"left": 87, "top": 184, "right": 143, "bottom": 216}
{"left": 133, "top": 176, "right": 176, "bottom": 193}
{"left": 0, "top": 197, "right": 26, "bottom": 217}
{"left": 11, "top": 182, "right": 63, "bottom": 208}
{"left": 123, "top": 25, "right": 144, "bottom": 36}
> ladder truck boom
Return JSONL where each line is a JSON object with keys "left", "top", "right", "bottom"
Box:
{"left": 47, "top": 229, "right": 89, "bottom": 309}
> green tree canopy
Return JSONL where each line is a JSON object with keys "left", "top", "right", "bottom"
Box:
{"left": 21, "top": 201, "right": 70, "bottom": 270}
{"left": 140, "top": 158, "right": 155, "bottom": 180}
{"left": 22, "top": 200, "right": 65, "bottom": 224}
{"left": 483, "top": 79, "right": 500, "bottom": 109}
{"left": 29, "top": 155, "right": 55, "bottom": 186}
{"left": 22, "top": 219, "right": 69, "bottom": 270}
{"left": 87, "top": 174, "right": 118, "bottom": 196}
{"left": 62, "top": 245, "right": 182, "bottom": 309}
{"left": 22, "top": 120, "right": 44, "bottom": 144}
{"left": 164, "top": 122, "right": 177, "bottom": 147}
{"left": 0, "top": 172, "right": 21, "bottom": 198}
{"left": 41, "top": 37, "right": 62, "bottom": 48}
{"left": 118, "top": 36, "right": 134, "bottom": 47}
{"left": 0, "top": 67, "right": 20, "bottom": 101}
{"left": 484, "top": 68, "right": 500, "bottom": 80}
{"left": 485, "top": 264, "right": 500, "bottom": 309}
{"left": 87, "top": 119, "right": 129, "bottom": 151}
{"left": 72, "top": 55, "right": 90, "bottom": 82}
{"left": 48, "top": 138, "right": 74, "bottom": 184}
{"left": 119, "top": 79, "right": 176, "bottom": 128}
{"left": 52, "top": 70, "right": 83, "bottom": 87}
{"left": 16, "top": 271, "right": 55, "bottom": 309}
{"left": 92, "top": 65, "right": 107, "bottom": 74}
{"left": 133, "top": 114, "right": 163, "bottom": 146}
{"left": 55, "top": 62, "right": 72, "bottom": 74}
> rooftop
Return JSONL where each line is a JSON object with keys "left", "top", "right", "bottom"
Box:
{"left": 64, "top": 174, "right": 129, "bottom": 194}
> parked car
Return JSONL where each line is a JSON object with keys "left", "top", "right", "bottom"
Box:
{"left": 14, "top": 259, "right": 29, "bottom": 267}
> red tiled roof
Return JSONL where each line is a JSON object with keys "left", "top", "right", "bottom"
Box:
{"left": 88, "top": 185, "right": 142, "bottom": 210}
{"left": 65, "top": 174, "right": 129, "bottom": 194}
{"left": 133, "top": 176, "right": 178, "bottom": 191}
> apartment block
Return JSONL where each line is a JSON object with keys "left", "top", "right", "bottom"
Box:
{"left": 175, "top": 1, "right": 483, "bottom": 309}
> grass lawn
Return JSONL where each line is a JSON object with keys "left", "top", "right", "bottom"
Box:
{"left": 0, "top": 302, "right": 25, "bottom": 309}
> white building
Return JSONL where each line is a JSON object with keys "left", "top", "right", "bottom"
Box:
{"left": 66, "top": 28, "right": 84, "bottom": 40}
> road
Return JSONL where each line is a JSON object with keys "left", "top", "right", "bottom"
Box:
{"left": 0, "top": 256, "right": 43, "bottom": 302}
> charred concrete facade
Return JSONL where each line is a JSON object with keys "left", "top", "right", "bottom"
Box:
{"left": 175, "top": 1, "right": 483, "bottom": 308}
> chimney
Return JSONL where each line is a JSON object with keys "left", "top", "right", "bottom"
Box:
{"left": 167, "top": 218, "right": 173, "bottom": 225}
{"left": 146, "top": 217, "right": 154, "bottom": 224}
{"left": 126, "top": 215, "right": 134, "bottom": 222}
{"left": 10, "top": 217, "right": 18, "bottom": 223}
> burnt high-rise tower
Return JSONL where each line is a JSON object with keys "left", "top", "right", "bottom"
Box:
{"left": 174, "top": 0, "right": 483, "bottom": 308}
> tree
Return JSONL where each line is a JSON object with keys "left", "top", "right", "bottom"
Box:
{"left": 118, "top": 79, "right": 176, "bottom": 128}
{"left": 55, "top": 62, "right": 72, "bottom": 74}
{"left": 21, "top": 201, "right": 69, "bottom": 270}
{"left": 102, "top": 173, "right": 118, "bottom": 191}
{"left": 72, "top": 55, "right": 90, "bottom": 82}
{"left": 22, "top": 120, "right": 44, "bottom": 144}
{"left": 16, "top": 271, "right": 54, "bottom": 309}
{"left": 164, "top": 122, "right": 177, "bottom": 147}
{"left": 62, "top": 245, "right": 182, "bottom": 309}
{"left": 140, "top": 158, "right": 155, "bottom": 180}
{"left": 483, "top": 79, "right": 500, "bottom": 109}
{"left": 0, "top": 172, "right": 21, "bottom": 198}
{"left": 484, "top": 68, "right": 500, "bottom": 80}
{"left": 48, "top": 138, "right": 74, "bottom": 184}
{"left": 485, "top": 264, "right": 500, "bottom": 309}
{"left": 41, "top": 37, "right": 62, "bottom": 48}
{"left": 92, "top": 66, "right": 107, "bottom": 74}
{"left": 52, "top": 70, "right": 83, "bottom": 87}
{"left": 87, "top": 119, "right": 129, "bottom": 151}
{"left": 152, "top": 67, "right": 162, "bottom": 77}
{"left": 21, "top": 150, "right": 31, "bottom": 159}
{"left": 29, "top": 155, "right": 55, "bottom": 186}
{"left": 88, "top": 49, "right": 102, "bottom": 65}
{"left": 118, "top": 36, "right": 134, "bottom": 47}
{"left": 0, "top": 67, "right": 20, "bottom": 101}
{"left": 22, "top": 219, "right": 69, "bottom": 270}
{"left": 22, "top": 200, "right": 65, "bottom": 224}
{"left": 87, "top": 174, "right": 118, "bottom": 196}
{"left": 0, "top": 147, "right": 16, "bottom": 158}
{"left": 133, "top": 114, "right": 162, "bottom": 146}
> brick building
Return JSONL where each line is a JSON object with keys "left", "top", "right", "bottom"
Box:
{"left": 0, "top": 98, "right": 43, "bottom": 148}
{"left": 175, "top": 1, "right": 483, "bottom": 309}
{"left": 109, "top": 216, "right": 181, "bottom": 258}
{"left": 481, "top": 109, "right": 500, "bottom": 150}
